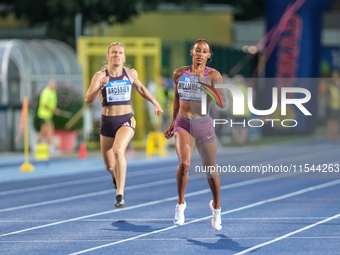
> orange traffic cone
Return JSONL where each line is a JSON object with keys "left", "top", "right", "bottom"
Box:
{"left": 79, "top": 142, "right": 87, "bottom": 159}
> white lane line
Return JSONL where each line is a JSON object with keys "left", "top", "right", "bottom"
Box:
{"left": 0, "top": 179, "right": 177, "bottom": 213}
{"left": 1, "top": 153, "right": 337, "bottom": 212}
{"left": 1, "top": 143, "right": 336, "bottom": 196}
{"left": 0, "top": 170, "right": 272, "bottom": 213}
{"left": 234, "top": 213, "right": 340, "bottom": 255}
{"left": 217, "top": 142, "right": 335, "bottom": 161}
{"left": 217, "top": 179, "right": 340, "bottom": 215}
{"left": 221, "top": 217, "right": 337, "bottom": 220}
{"left": 1, "top": 142, "right": 334, "bottom": 196}
{"left": 70, "top": 225, "right": 179, "bottom": 255}
{"left": 0, "top": 197, "right": 178, "bottom": 238}
{"left": 1, "top": 236, "right": 340, "bottom": 243}
{"left": 0, "top": 176, "right": 108, "bottom": 196}
{"left": 193, "top": 149, "right": 340, "bottom": 179}
{"left": 69, "top": 179, "right": 340, "bottom": 255}
{"left": 0, "top": 178, "right": 272, "bottom": 237}
{"left": 214, "top": 145, "right": 338, "bottom": 171}
{"left": 3, "top": 216, "right": 335, "bottom": 223}
{"left": 0, "top": 165, "right": 176, "bottom": 196}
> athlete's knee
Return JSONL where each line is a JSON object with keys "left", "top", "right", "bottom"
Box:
{"left": 178, "top": 160, "right": 190, "bottom": 174}
{"left": 207, "top": 171, "right": 219, "bottom": 179}
{"left": 104, "top": 163, "right": 114, "bottom": 173}
{"left": 113, "top": 149, "right": 124, "bottom": 160}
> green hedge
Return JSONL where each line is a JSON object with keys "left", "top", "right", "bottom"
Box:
{"left": 30, "top": 84, "right": 84, "bottom": 131}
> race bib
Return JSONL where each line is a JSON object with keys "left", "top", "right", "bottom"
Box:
{"left": 178, "top": 76, "right": 206, "bottom": 102}
{"left": 105, "top": 80, "right": 132, "bottom": 102}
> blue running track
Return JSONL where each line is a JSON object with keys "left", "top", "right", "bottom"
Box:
{"left": 0, "top": 139, "right": 340, "bottom": 254}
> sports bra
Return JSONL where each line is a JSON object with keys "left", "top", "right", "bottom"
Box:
{"left": 178, "top": 66, "right": 211, "bottom": 102}
{"left": 100, "top": 68, "right": 132, "bottom": 106}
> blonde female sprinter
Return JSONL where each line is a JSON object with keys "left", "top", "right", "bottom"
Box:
{"left": 85, "top": 42, "right": 163, "bottom": 207}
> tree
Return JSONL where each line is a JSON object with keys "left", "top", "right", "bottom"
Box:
{"left": 0, "top": 0, "right": 264, "bottom": 47}
{"left": 0, "top": 0, "right": 204, "bottom": 47}
{"left": 206, "top": 0, "right": 265, "bottom": 20}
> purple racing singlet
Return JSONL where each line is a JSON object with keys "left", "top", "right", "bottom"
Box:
{"left": 177, "top": 66, "right": 210, "bottom": 102}
{"left": 174, "top": 66, "right": 216, "bottom": 144}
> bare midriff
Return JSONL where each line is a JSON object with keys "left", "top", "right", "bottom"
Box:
{"left": 179, "top": 101, "right": 209, "bottom": 120}
{"left": 102, "top": 105, "right": 132, "bottom": 116}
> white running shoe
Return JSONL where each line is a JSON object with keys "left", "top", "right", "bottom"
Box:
{"left": 174, "top": 202, "right": 186, "bottom": 226}
{"left": 209, "top": 200, "right": 222, "bottom": 231}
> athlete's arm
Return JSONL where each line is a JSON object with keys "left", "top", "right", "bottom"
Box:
{"left": 171, "top": 69, "right": 182, "bottom": 124}
{"left": 129, "top": 69, "right": 163, "bottom": 115}
{"left": 201, "top": 70, "right": 226, "bottom": 109}
{"left": 85, "top": 71, "right": 108, "bottom": 104}
{"left": 164, "top": 68, "right": 182, "bottom": 139}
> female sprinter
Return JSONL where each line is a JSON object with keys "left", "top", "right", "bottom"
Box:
{"left": 85, "top": 42, "right": 163, "bottom": 207}
{"left": 164, "top": 39, "right": 226, "bottom": 230}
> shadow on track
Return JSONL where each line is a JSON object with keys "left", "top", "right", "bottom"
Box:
{"left": 187, "top": 234, "right": 254, "bottom": 253}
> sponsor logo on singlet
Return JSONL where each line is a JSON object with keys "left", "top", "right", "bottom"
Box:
{"left": 121, "top": 121, "right": 130, "bottom": 127}
{"left": 105, "top": 80, "right": 132, "bottom": 102}
{"left": 178, "top": 75, "right": 206, "bottom": 102}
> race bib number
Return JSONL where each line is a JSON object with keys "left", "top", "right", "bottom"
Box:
{"left": 106, "top": 80, "right": 132, "bottom": 102}
{"left": 178, "top": 76, "right": 206, "bottom": 101}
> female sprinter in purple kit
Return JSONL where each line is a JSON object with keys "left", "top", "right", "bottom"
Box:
{"left": 85, "top": 42, "right": 163, "bottom": 207}
{"left": 164, "top": 39, "right": 226, "bottom": 230}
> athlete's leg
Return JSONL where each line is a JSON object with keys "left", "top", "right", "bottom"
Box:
{"left": 37, "top": 123, "right": 47, "bottom": 144}
{"left": 46, "top": 122, "right": 54, "bottom": 146}
{"left": 37, "top": 119, "right": 50, "bottom": 144}
{"left": 175, "top": 130, "right": 195, "bottom": 205}
{"left": 196, "top": 139, "right": 220, "bottom": 209}
{"left": 100, "top": 134, "right": 115, "bottom": 176}
{"left": 112, "top": 127, "right": 134, "bottom": 196}
{"left": 240, "top": 126, "right": 249, "bottom": 145}
{"left": 231, "top": 125, "right": 239, "bottom": 144}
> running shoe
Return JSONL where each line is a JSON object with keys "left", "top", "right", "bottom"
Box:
{"left": 209, "top": 200, "right": 222, "bottom": 231}
{"left": 174, "top": 202, "right": 186, "bottom": 226}
{"left": 115, "top": 195, "right": 125, "bottom": 208}
{"left": 112, "top": 175, "right": 117, "bottom": 189}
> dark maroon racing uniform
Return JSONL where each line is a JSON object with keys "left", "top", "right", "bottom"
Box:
{"left": 99, "top": 68, "right": 136, "bottom": 137}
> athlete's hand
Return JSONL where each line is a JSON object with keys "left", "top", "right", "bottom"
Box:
{"left": 54, "top": 108, "right": 61, "bottom": 115}
{"left": 100, "top": 76, "right": 110, "bottom": 89}
{"left": 164, "top": 124, "right": 174, "bottom": 139}
{"left": 154, "top": 102, "right": 163, "bottom": 116}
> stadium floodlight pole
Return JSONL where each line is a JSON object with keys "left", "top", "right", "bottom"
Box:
{"left": 75, "top": 13, "right": 83, "bottom": 54}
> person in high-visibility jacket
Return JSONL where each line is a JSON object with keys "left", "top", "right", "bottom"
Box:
{"left": 36, "top": 80, "right": 60, "bottom": 146}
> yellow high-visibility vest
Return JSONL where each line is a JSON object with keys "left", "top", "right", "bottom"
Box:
{"left": 37, "top": 87, "right": 57, "bottom": 120}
